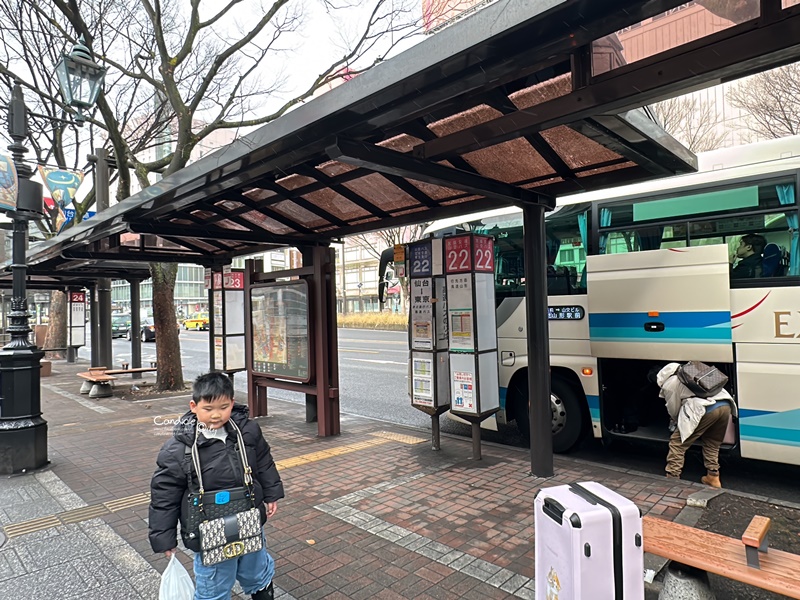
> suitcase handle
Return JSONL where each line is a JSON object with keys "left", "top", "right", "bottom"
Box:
{"left": 542, "top": 497, "right": 565, "bottom": 523}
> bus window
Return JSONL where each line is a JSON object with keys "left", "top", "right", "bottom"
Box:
{"left": 494, "top": 226, "right": 526, "bottom": 303}
{"left": 546, "top": 204, "right": 589, "bottom": 294}
{"left": 604, "top": 225, "right": 667, "bottom": 254}
{"left": 686, "top": 212, "right": 794, "bottom": 279}
{"left": 549, "top": 236, "right": 586, "bottom": 293}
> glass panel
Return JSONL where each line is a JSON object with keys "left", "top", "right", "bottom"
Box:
{"left": 784, "top": 0, "right": 800, "bottom": 8}
{"left": 607, "top": 180, "right": 789, "bottom": 228}
{"left": 633, "top": 186, "right": 759, "bottom": 221}
{"left": 493, "top": 226, "right": 526, "bottom": 304}
{"left": 605, "top": 231, "right": 639, "bottom": 254}
{"left": 547, "top": 204, "right": 588, "bottom": 294}
{"left": 594, "top": 1, "right": 761, "bottom": 76}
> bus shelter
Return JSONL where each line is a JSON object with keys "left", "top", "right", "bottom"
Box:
{"left": 21, "top": 0, "right": 800, "bottom": 476}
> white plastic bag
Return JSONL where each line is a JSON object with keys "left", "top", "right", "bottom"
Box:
{"left": 159, "top": 554, "right": 195, "bottom": 600}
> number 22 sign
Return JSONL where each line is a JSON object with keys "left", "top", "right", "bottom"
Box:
{"left": 444, "top": 235, "right": 494, "bottom": 274}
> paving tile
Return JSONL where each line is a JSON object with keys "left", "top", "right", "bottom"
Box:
{"left": 0, "top": 359, "right": 712, "bottom": 599}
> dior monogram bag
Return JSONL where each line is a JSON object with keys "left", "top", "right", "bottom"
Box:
{"left": 186, "top": 420, "right": 264, "bottom": 566}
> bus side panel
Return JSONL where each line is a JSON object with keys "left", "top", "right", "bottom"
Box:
{"left": 497, "top": 295, "right": 599, "bottom": 436}
{"left": 736, "top": 343, "right": 800, "bottom": 466}
{"left": 548, "top": 294, "right": 599, "bottom": 438}
{"left": 731, "top": 287, "right": 800, "bottom": 343}
{"left": 587, "top": 245, "right": 733, "bottom": 363}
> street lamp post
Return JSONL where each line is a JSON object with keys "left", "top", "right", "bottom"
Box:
{"left": 0, "top": 84, "right": 47, "bottom": 474}
{"left": 0, "top": 36, "right": 106, "bottom": 474}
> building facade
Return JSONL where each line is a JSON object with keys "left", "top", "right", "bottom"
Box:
{"left": 423, "top": 0, "right": 800, "bottom": 149}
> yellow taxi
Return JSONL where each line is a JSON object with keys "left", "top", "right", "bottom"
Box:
{"left": 182, "top": 312, "right": 209, "bottom": 331}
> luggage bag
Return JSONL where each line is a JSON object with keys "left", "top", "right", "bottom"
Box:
{"left": 534, "top": 481, "right": 644, "bottom": 600}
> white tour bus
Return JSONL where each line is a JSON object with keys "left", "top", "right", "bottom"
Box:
{"left": 418, "top": 136, "right": 800, "bottom": 465}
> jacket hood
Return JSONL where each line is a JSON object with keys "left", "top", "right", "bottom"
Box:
{"left": 172, "top": 403, "right": 250, "bottom": 445}
{"left": 656, "top": 362, "right": 681, "bottom": 388}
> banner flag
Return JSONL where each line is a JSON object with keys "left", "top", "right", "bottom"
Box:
{"left": 0, "top": 154, "right": 18, "bottom": 212}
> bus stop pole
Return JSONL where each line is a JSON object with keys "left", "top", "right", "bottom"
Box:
{"left": 522, "top": 204, "right": 554, "bottom": 477}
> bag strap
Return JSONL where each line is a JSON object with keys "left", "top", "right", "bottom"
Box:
{"left": 191, "top": 419, "right": 253, "bottom": 496}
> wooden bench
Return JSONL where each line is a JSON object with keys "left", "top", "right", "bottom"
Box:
{"left": 78, "top": 370, "right": 117, "bottom": 399}
{"left": 643, "top": 514, "right": 800, "bottom": 598}
{"left": 117, "top": 361, "right": 158, "bottom": 370}
{"left": 105, "top": 367, "right": 158, "bottom": 376}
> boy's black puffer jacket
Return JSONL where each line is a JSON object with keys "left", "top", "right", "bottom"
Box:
{"left": 148, "top": 405, "right": 284, "bottom": 553}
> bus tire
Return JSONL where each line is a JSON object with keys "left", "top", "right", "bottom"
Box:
{"left": 513, "top": 376, "right": 586, "bottom": 453}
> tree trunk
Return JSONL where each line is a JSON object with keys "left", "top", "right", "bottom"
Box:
{"left": 399, "top": 276, "right": 408, "bottom": 314}
{"left": 43, "top": 290, "right": 67, "bottom": 359}
{"left": 151, "top": 262, "right": 185, "bottom": 390}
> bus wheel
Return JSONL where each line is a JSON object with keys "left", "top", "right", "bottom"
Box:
{"left": 513, "top": 377, "right": 585, "bottom": 453}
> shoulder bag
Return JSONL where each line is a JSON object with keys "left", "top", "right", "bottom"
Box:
{"left": 185, "top": 420, "right": 263, "bottom": 566}
{"left": 676, "top": 361, "right": 728, "bottom": 398}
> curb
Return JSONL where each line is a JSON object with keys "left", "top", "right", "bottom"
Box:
{"left": 643, "top": 487, "right": 716, "bottom": 595}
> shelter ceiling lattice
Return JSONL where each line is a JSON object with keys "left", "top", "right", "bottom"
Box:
{"left": 22, "top": 0, "right": 800, "bottom": 280}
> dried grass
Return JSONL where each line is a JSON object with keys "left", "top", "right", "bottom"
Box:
{"left": 337, "top": 313, "right": 407, "bottom": 331}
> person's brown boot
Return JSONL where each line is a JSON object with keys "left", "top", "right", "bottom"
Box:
{"left": 701, "top": 472, "right": 722, "bottom": 488}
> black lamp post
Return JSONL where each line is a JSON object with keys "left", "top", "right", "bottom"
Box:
{"left": 0, "top": 37, "right": 106, "bottom": 474}
{"left": 0, "top": 84, "right": 47, "bottom": 474}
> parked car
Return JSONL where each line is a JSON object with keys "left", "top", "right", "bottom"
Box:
{"left": 183, "top": 312, "right": 209, "bottom": 330}
{"left": 112, "top": 314, "right": 131, "bottom": 339}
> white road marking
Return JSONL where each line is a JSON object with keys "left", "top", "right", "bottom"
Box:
{"left": 345, "top": 358, "right": 407, "bottom": 365}
{"left": 42, "top": 383, "right": 114, "bottom": 414}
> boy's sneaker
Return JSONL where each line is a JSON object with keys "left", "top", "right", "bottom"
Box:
{"left": 251, "top": 582, "right": 274, "bottom": 600}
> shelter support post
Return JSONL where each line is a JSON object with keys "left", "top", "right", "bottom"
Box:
{"left": 90, "top": 284, "right": 99, "bottom": 366}
{"left": 245, "top": 260, "right": 269, "bottom": 417}
{"left": 97, "top": 278, "right": 112, "bottom": 368}
{"left": 522, "top": 203, "right": 554, "bottom": 477}
{"left": 306, "top": 246, "right": 340, "bottom": 437}
{"left": 301, "top": 250, "right": 318, "bottom": 425}
{"left": 305, "top": 393, "right": 317, "bottom": 423}
{"left": 91, "top": 149, "right": 113, "bottom": 370}
{"left": 130, "top": 279, "right": 142, "bottom": 378}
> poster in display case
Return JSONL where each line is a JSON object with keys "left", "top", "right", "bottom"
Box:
{"left": 250, "top": 280, "right": 310, "bottom": 381}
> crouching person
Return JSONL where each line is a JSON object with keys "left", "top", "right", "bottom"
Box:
{"left": 658, "top": 363, "right": 733, "bottom": 488}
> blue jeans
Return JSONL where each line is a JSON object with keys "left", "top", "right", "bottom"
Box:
{"left": 193, "top": 533, "right": 274, "bottom": 600}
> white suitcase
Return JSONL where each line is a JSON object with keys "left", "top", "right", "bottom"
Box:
{"left": 534, "top": 481, "right": 644, "bottom": 600}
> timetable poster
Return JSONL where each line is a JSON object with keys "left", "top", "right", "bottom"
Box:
{"left": 250, "top": 281, "right": 310, "bottom": 381}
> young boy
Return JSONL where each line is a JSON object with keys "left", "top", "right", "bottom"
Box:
{"left": 149, "top": 373, "right": 284, "bottom": 600}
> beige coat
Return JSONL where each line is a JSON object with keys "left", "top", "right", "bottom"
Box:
{"left": 657, "top": 362, "right": 733, "bottom": 442}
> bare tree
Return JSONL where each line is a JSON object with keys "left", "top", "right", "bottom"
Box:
{"left": 350, "top": 224, "right": 428, "bottom": 312}
{"left": 422, "top": 0, "right": 487, "bottom": 32}
{"left": 650, "top": 95, "right": 727, "bottom": 152}
{"left": 4, "top": 0, "right": 424, "bottom": 389}
{"left": 696, "top": 0, "right": 760, "bottom": 24}
{"left": 727, "top": 63, "right": 800, "bottom": 140}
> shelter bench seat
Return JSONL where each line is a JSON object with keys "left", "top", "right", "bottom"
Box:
{"left": 105, "top": 367, "right": 158, "bottom": 376}
{"left": 643, "top": 515, "right": 800, "bottom": 598}
{"left": 78, "top": 370, "right": 117, "bottom": 399}
{"left": 117, "top": 361, "right": 158, "bottom": 370}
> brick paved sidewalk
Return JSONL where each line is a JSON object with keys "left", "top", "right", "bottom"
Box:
{"left": 0, "top": 359, "right": 700, "bottom": 599}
